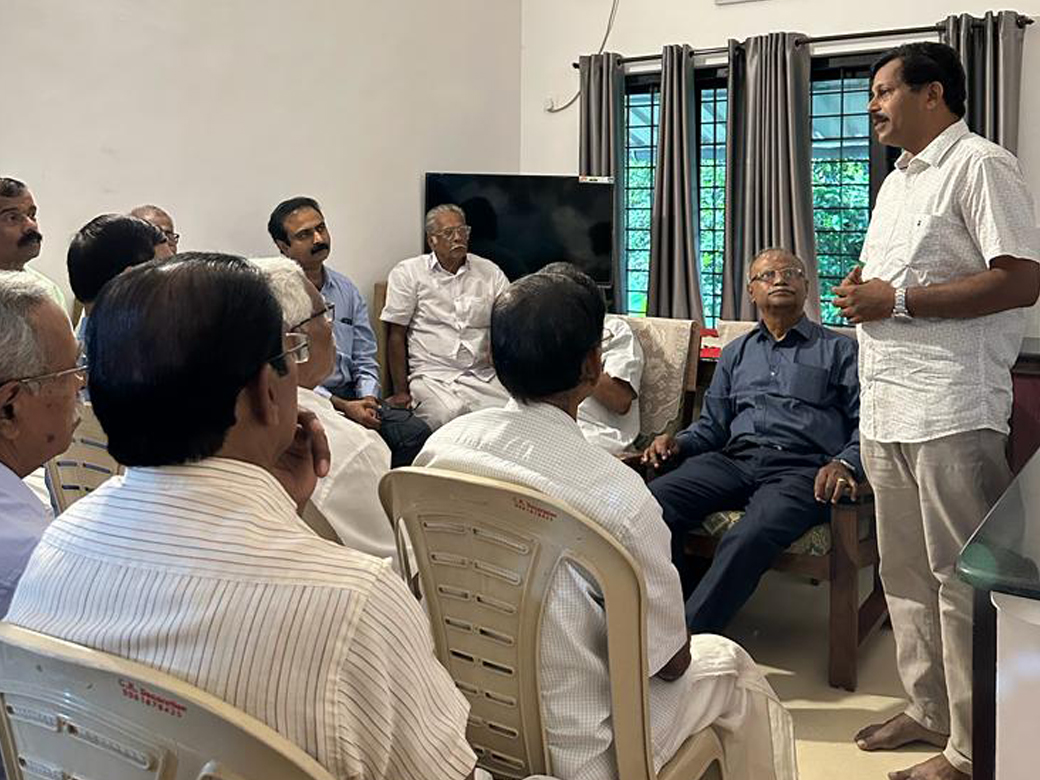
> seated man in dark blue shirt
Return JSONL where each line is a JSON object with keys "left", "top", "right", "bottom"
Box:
{"left": 643, "top": 248, "right": 861, "bottom": 634}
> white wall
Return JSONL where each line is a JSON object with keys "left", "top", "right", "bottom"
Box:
{"left": 520, "top": 0, "right": 1040, "bottom": 332}
{"left": 0, "top": 0, "right": 522, "bottom": 309}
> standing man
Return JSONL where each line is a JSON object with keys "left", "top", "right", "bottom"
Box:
{"left": 835, "top": 42, "right": 1040, "bottom": 780}
{"left": 130, "top": 204, "right": 180, "bottom": 253}
{"left": 381, "top": 204, "right": 511, "bottom": 431}
{"left": 0, "top": 178, "right": 66, "bottom": 308}
{"left": 268, "top": 196, "right": 429, "bottom": 467}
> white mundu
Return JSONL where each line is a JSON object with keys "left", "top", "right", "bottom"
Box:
{"left": 416, "top": 400, "right": 797, "bottom": 780}
{"left": 7, "top": 458, "right": 476, "bottom": 780}
{"left": 577, "top": 314, "right": 644, "bottom": 453}
{"left": 381, "top": 252, "right": 511, "bottom": 429}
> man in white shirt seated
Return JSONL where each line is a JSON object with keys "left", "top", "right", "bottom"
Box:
{"left": 415, "top": 269, "right": 796, "bottom": 780}
{"left": 540, "top": 262, "right": 643, "bottom": 453}
{"left": 0, "top": 271, "right": 85, "bottom": 618}
{"left": 7, "top": 253, "right": 478, "bottom": 780}
{"left": 251, "top": 256, "right": 403, "bottom": 569}
{"left": 381, "top": 204, "right": 510, "bottom": 430}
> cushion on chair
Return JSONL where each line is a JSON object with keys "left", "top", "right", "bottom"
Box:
{"left": 697, "top": 508, "right": 872, "bottom": 556}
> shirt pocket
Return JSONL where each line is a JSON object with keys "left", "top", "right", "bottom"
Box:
{"left": 907, "top": 213, "right": 978, "bottom": 282}
{"left": 458, "top": 293, "right": 493, "bottom": 328}
{"left": 777, "top": 363, "right": 829, "bottom": 405}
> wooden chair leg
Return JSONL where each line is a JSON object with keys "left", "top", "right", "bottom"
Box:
{"left": 828, "top": 504, "right": 860, "bottom": 691}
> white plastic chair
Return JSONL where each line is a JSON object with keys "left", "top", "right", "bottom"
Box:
{"left": 0, "top": 623, "right": 335, "bottom": 780}
{"left": 43, "top": 403, "right": 122, "bottom": 513}
{"left": 379, "top": 467, "right": 725, "bottom": 780}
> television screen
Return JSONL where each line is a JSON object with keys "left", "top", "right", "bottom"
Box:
{"left": 424, "top": 173, "right": 614, "bottom": 284}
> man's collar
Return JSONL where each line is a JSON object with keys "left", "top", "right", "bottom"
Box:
{"left": 896, "top": 119, "right": 969, "bottom": 171}
{"left": 426, "top": 251, "right": 469, "bottom": 275}
{"left": 755, "top": 314, "right": 812, "bottom": 342}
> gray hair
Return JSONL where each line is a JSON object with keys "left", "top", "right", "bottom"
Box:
{"left": 746, "top": 247, "right": 806, "bottom": 283}
{"left": 249, "top": 257, "right": 312, "bottom": 327}
{"left": 0, "top": 271, "right": 53, "bottom": 382}
{"left": 424, "top": 203, "right": 466, "bottom": 234}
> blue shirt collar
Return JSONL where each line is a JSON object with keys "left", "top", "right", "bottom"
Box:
{"left": 754, "top": 314, "right": 813, "bottom": 343}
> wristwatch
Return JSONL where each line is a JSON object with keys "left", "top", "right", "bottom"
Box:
{"left": 892, "top": 287, "right": 912, "bottom": 320}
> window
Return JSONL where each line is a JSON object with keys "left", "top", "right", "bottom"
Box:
{"left": 622, "top": 80, "right": 659, "bottom": 317}
{"left": 811, "top": 55, "right": 897, "bottom": 323}
{"left": 698, "top": 83, "right": 728, "bottom": 326}
{"left": 623, "top": 71, "right": 727, "bottom": 324}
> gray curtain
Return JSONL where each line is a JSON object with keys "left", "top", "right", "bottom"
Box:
{"left": 942, "top": 11, "right": 1026, "bottom": 153}
{"left": 579, "top": 53, "right": 624, "bottom": 311}
{"left": 721, "top": 33, "right": 817, "bottom": 322}
{"left": 648, "top": 44, "right": 703, "bottom": 322}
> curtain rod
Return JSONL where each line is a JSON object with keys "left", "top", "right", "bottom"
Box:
{"left": 569, "top": 15, "right": 1033, "bottom": 69}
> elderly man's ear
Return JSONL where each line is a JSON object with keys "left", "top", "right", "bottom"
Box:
{"left": 0, "top": 381, "right": 24, "bottom": 436}
{"left": 580, "top": 346, "right": 604, "bottom": 386}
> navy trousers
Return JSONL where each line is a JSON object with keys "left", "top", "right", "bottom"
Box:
{"left": 649, "top": 445, "right": 829, "bottom": 633}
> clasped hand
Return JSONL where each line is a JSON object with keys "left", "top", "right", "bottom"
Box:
{"left": 831, "top": 266, "right": 895, "bottom": 324}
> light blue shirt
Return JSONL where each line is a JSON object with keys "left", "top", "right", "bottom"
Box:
{"left": 320, "top": 267, "right": 381, "bottom": 399}
{"left": 0, "top": 461, "right": 51, "bottom": 619}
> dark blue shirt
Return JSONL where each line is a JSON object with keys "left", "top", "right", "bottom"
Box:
{"left": 676, "top": 317, "right": 862, "bottom": 477}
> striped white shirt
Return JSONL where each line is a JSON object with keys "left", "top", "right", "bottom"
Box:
{"left": 6, "top": 458, "right": 475, "bottom": 780}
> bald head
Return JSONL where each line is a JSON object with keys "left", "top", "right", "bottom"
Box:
{"left": 130, "top": 204, "right": 178, "bottom": 252}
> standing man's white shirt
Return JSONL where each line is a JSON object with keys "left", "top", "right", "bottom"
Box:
{"left": 381, "top": 252, "right": 511, "bottom": 428}
{"left": 416, "top": 400, "right": 796, "bottom": 780}
{"left": 7, "top": 458, "right": 476, "bottom": 780}
{"left": 859, "top": 119, "right": 1040, "bottom": 442}
{"left": 577, "top": 315, "right": 644, "bottom": 453}
{"left": 0, "top": 461, "right": 51, "bottom": 618}
{"left": 296, "top": 386, "right": 403, "bottom": 566}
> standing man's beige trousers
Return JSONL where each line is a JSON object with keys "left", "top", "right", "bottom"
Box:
{"left": 862, "top": 429, "right": 1012, "bottom": 776}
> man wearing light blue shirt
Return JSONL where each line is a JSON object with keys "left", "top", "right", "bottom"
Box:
{"left": 0, "top": 271, "right": 85, "bottom": 618}
{"left": 269, "top": 197, "right": 430, "bottom": 466}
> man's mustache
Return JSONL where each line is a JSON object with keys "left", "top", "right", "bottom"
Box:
{"left": 18, "top": 230, "right": 42, "bottom": 246}
{"left": 311, "top": 243, "right": 329, "bottom": 255}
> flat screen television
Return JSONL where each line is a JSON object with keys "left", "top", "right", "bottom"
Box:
{"left": 424, "top": 173, "right": 614, "bottom": 284}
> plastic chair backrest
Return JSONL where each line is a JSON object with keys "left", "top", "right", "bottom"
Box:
{"left": 379, "top": 467, "right": 656, "bottom": 780}
{"left": 622, "top": 316, "right": 701, "bottom": 447}
{"left": 0, "top": 623, "right": 335, "bottom": 780}
{"left": 43, "top": 403, "right": 122, "bottom": 514}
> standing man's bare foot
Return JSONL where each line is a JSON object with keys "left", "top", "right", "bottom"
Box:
{"left": 854, "top": 713, "right": 948, "bottom": 751}
{"left": 888, "top": 753, "right": 969, "bottom": 779}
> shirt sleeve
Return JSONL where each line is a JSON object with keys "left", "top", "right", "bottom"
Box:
{"left": 675, "top": 349, "right": 734, "bottom": 457}
{"left": 348, "top": 288, "right": 382, "bottom": 398}
{"left": 962, "top": 154, "right": 1040, "bottom": 265}
{"left": 335, "top": 568, "right": 476, "bottom": 780}
{"left": 832, "top": 337, "right": 862, "bottom": 479}
{"left": 491, "top": 263, "right": 511, "bottom": 297}
{"left": 380, "top": 262, "right": 418, "bottom": 326}
{"left": 618, "top": 491, "right": 689, "bottom": 674}
{"left": 602, "top": 319, "right": 644, "bottom": 394}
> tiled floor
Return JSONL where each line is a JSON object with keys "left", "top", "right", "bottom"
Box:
{"left": 727, "top": 571, "right": 938, "bottom": 780}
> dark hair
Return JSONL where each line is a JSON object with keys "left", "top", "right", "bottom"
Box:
{"left": 491, "top": 271, "right": 605, "bottom": 402}
{"left": 539, "top": 261, "right": 607, "bottom": 303}
{"left": 267, "top": 196, "right": 322, "bottom": 244}
{"left": 0, "top": 178, "right": 27, "bottom": 198}
{"left": 871, "top": 42, "right": 966, "bottom": 118}
{"left": 86, "top": 252, "right": 286, "bottom": 466}
{"left": 67, "top": 214, "right": 166, "bottom": 303}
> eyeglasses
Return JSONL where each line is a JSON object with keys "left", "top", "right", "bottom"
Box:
{"left": 750, "top": 267, "right": 805, "bottom": 284}
{"left": 600, "top": 329, "right": 614, "bottom": 347}
{"left": 7, "top": 360, "right": 88, "bottom": 390}
{"left": 270, "top": 332, "right": 310, "bottom": 372}
{"left": 431, "top": 225, "right": 471, "bottom": 241}
{"left": 291, "top": 300, "right": 335, "bottom": 331}
{"left": 163, "top": 229, "right": 180, "bottom": 244}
